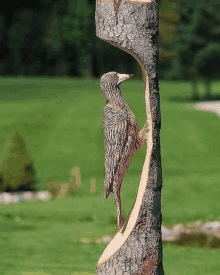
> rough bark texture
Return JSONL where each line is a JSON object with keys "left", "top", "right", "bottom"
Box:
{"left": 95, "top": 1, "right": 164, "bottom": 274}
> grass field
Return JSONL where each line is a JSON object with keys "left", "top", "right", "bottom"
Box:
{"left": 0, "top": 77, "right": 219, "bottom": 274}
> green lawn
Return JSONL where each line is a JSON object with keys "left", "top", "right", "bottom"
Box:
{"left": 0, "top": 77, "right": 219, "bottom": 274}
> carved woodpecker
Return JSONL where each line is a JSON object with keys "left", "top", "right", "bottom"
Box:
{"left": 100, "top": 71, "right": 148, "bottom": 228}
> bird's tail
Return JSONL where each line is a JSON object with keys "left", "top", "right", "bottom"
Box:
{"left": 114, "top": 190, "right": 122, "bottom": 228}
{"left": 103, "top": 190, "right": 109, "bottom": 202}
{"left": 103, "top": 178, "right": 112, "bottom": 202}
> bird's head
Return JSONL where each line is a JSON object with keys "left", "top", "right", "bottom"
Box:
{"left": 100, "top": 71, "right": 134, "bottom": 100}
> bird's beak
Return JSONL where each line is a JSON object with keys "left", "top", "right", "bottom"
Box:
{"left": 117, "top": 73, "right": 134, "bottom": 85}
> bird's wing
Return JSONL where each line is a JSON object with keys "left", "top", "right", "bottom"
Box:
{"left": 103, "top": 105, "right": 129, "bottom": 200}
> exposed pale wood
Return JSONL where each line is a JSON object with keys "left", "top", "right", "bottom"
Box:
{"left": 96, "top": 0, "right": 163, "bottom": 274}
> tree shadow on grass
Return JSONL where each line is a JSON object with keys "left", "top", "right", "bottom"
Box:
{"left": 0, "top": 221, "right": 36, "bottom": 232}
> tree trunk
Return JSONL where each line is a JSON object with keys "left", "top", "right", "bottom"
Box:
{"left": 79, "top": 53, "right": 93, "bottom": 78}
{"left": 204, "top": 78, "right": 211, "bottom": 100}
{"left": 192, "top": 79, "right": 199, "bottom": 101}
{"left": 95, "top": 1, "right": 164, "bottom": 274}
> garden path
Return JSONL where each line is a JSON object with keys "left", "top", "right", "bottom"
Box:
{"left": 194, "top": 101, "right": 220, "bottom": 117}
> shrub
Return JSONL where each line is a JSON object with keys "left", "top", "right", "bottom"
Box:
{"left": 0, "top": 131, "right": 37, "bottom": 192}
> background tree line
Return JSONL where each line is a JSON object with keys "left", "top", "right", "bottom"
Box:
{"left": 0, "top": 0, "right": 219, "bottom": 96}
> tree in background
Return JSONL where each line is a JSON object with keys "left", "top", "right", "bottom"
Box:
{"left": 1, "top": 0, "right": 219, "bottom": 84}
{"left": 8, "top": 9, "right": 34, "bottom": 75}
{"left": 0, "top": 172, "right": 6, "bottom": 191}
{"left": 0, "top": 0, "right": 179, "bottom": 78}
{"left": 62, "top": 0, "right": 94, "bottom": 78}
{"left": 0, "top": 132, "right": 37, "bottom": 192}
{"left": 0, "top": 0, "right": 69, "bottom": 77}
{"left": 173, "top": 0, "right": 220, "bottom": 99}
{"left": 159, "top": 0, "right": 178, "bottom": 78}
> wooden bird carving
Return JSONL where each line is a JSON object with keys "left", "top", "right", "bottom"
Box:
{"left": 100, "top": 71, "right": 148, "bottom": 228}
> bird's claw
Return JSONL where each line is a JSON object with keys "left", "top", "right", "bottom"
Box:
{"left": 138, "top": 121, "right": 149, "bottom": 141}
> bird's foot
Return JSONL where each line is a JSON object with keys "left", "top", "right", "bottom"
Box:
{"left": 138, "top": 121, "right": 149, "bottom": 144}
{"left": 143, "top": 121, "right": 149, "bottom": 139}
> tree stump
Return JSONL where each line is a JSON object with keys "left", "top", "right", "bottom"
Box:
{"left": 96, "top": 0, "right": 164, "bottom": 274}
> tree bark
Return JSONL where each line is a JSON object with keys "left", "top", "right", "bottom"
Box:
{"left": 95, "top": 1, "right": 164, "bottom": 274}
